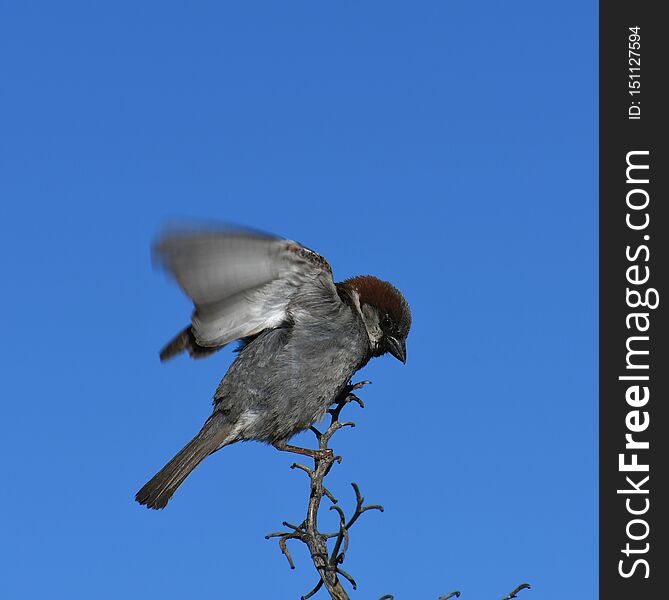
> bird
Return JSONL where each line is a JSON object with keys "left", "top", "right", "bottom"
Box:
{"left": 136, "top": 226, "right": 411, "bottom": 509}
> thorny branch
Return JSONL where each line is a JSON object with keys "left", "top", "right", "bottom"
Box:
{"left": 265, "top": 380, "right": 532, "bottom": 600}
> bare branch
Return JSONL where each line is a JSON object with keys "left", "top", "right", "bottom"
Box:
{"left": 279, "top": 535, "right": 297, "bottom": 569}
{"left": 265, "top": 378, "right": 529, "bottom": 599}
{"left": 345, "top": 482, "right": 384, "bottom": 530}
{"left": 323, "top": 486, "right": 338, "bottom": 504}
{"left": 501, "top": 583, "right": 532, "bottom": 599}
{"left": 302, "top": 579, "right": 324, "bottom": 600}
{"left": 336, "top": 566, "right": 357, "bottom": 590}
{"left": 291, "top": 463, "right": 314, "bottom": 477}
{"left": 265, "top": 380, "right": 379, "bottom": 599}
{"left": 329, "top": 504, "right": 348, "bottom": 564}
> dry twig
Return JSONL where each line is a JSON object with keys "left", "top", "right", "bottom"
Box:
{"left": 265, "top": 381, "right": 531, "bottom": 600}
{"left": 266, "top": 381, "right": 377, "bottom": 600}
{"left": 500, "top": 583, "right": 531, "bottom": 600}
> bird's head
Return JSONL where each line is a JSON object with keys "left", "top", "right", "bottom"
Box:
{"left": 342, "top": 275, "right": 412, "bottom": 364}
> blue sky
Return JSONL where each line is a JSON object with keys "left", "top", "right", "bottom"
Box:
{"left": 0, "top": 2, "right": 597, "bottom": 599}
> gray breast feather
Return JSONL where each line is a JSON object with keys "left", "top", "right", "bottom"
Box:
{"left": 213, "top": 299, "right": 370, "bottom": 443}
{"left": 154, "top": 227, "right": 339, "bottom": 348}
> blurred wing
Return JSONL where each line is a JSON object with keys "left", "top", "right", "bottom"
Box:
{"left": 154, "top": 228, "right": 338, "bottom": 347}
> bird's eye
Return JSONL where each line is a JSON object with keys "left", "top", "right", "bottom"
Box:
{"left": 381, "top": 314, "right": 392, "bottom": 328}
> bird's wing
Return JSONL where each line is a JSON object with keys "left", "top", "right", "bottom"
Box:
{"left": 154, "top": 227, "right": 338, "bottom": 348}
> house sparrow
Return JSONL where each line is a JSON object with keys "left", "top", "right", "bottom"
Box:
{"left": 136, "top": 227, "right": 411, "bottom": 509}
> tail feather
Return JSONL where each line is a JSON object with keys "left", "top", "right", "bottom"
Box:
{"left": 159, "top": 326, "right": 221, "bottom": 362}
{"left": 136, "top": 413, "right": 232, "bottom": 509}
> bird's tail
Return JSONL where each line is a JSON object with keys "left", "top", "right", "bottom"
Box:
{"left": 159, "top": 326, "right": 221, "bottom": 362}
{"left": 136, "top": 412, "right": 233, "bottom": 510}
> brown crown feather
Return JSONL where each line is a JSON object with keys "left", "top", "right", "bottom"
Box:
{"left": 341, "top": 275, "right": 411, "bottom": 334}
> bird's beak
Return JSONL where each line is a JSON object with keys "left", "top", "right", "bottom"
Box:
{"left": 386, "top": 336, "right": 406, "bottom": 364}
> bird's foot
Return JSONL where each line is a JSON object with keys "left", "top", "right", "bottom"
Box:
{"left": 347, "top": 380, "right": 371, "bottom": 393}
{"left": 274, "top": 442, "right": 334, "bottom": 462}
{"left": 329, "top": 380, "right": 370, "bottom": 411}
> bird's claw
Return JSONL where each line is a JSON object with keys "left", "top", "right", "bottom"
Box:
{"left": 344, "top": 393, "right": 364, "bottom": 408}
